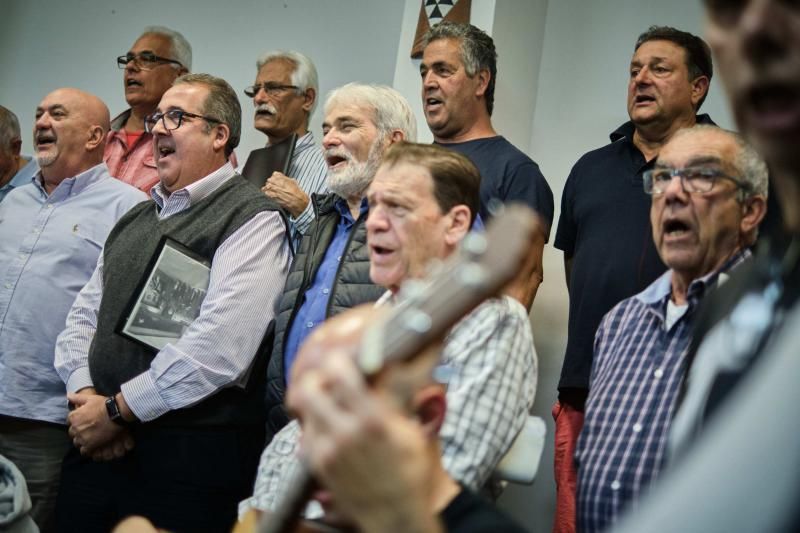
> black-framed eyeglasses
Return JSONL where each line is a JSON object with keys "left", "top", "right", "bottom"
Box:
{"left": 643, "top": 166, "right": 750, "bottom": 196}
{"left": 117, "top": 52, "right": 183, "bottom": 70}
{"left": 144, "top": 109, "right": 222, "bottom": 133}
{"left": 243, "top": 83, "right": 300, "bottom": 98}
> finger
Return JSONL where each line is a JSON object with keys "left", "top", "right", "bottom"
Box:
{"left": 123, "top": 433, "right": 135, "bottom": 451}
{"left": 68, "top": 392, "right": 90, "bottom": 405}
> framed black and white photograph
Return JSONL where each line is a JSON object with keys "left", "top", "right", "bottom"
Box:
{"left": 119, "top": 239, "right": 211, "bottom": 351}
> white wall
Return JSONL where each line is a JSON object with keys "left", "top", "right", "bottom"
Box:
{"left": 0, "top": 0, "right": 404, "bottom": 157}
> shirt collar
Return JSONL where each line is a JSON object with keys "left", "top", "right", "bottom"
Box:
{"left": 294, "top": 131, "right": 315, "bottom": 154}
{"left": 33, "top": 162, "right": 109, "bottom": 199}
{"left": 609, "top": 114, "right": 716, "bottom": 143}
{"left": 637, "top": 248, "right": 752, "bottom": 306}
{"left": 333, "top": 196, "right": 368, "bottom": 222}
{"left": 151, "top": 161, "right": 236, "bottom": 209}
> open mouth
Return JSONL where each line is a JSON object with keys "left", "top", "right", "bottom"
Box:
{"left": 370, "top": 244, "right": 395, "bottom": 258}
{"left": 35, "top": 134, "right": 56, "bottom": 149}
{"left": 126, "top": 78, "right": 143, "bottom": 88}
{"left": 157, "top": 144, "right": 176, "bottom": 158}
{"left": 745, "top": 83, "right": 800, "bottom": 131}
{"left": 635, "top": 94, "right": 656, "bottom": 105}
{"left": 425, "top": 97, "right": 443, "bottom": 109}
{"left": 663, "top": 219, "right": 690, "bottom": 237}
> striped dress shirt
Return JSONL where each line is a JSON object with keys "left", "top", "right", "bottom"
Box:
{"left": 575, "top": 250, "right": 749, "bottom": 532}
{"left": 55, "top": 162, "right": 292, "bottom": 421}
{"left": 279, "top": 132, "right": 329, "bottom": 248}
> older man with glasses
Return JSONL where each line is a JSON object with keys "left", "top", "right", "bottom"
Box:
{"left": 572, "top": 125, "right": 767, "bottom": 533}
{"left": 54, "top": 74, "right": 291, "bottom": 533}
{"left": 243, "top": 51, "right": 328, "bottom": 249}
{"left": 104, "top": 26, "right": 191, "bottom": 192}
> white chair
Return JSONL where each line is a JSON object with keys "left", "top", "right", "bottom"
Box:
{"left": 494, "top": 415, "right": 547, "bottom": 485}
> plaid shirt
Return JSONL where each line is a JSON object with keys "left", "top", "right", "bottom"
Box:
{"left": 240, "top": 294, "right": 538, "bottom": 516}
{"left": 576, "top": 250, "right": 749, "bottom": 532}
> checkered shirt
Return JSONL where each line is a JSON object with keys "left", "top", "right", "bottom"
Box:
{"left": 575, "top": 250, "right": 749, "bottom": 532}
{"left": 239, "top": 294, "right": 538, "bottom": 515}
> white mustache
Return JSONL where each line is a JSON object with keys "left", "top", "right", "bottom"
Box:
{"left": 255, "top": 103, "right": 277, "bottom": 115}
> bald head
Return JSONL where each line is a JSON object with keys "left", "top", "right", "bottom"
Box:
{"left": 34, "top": 88, "right": 110, "bottom": 185}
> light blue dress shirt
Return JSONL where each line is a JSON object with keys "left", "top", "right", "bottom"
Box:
{"left": 0, "top": 158, "right": 39, "bottom": 203}
{"left": 0, "top": 163, "right": 147, "bottom": 424}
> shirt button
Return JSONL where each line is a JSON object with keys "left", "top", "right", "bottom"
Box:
{"left": 46, "top": 204, "right": 53, "bottom": 209}
{"left": 306, "top": 321, "right": 314, "bottom": 328}
{"left": 322, "top": 288, "right": 330, "bottom": 295}
{"left": 654, "top": 368, "right": 664, "bottom": 379}
{"left": 32, "top": 228, "right": 40, "bottom": 234}
{"left": 337, "top": 256, "right": 342, "bottom": 262}
{"left": 4, "top": 283, "right": 12, "bottom": 289}
{"left": 19, "top": 253, "right": 26, "bottom": 259}
{"left": 610, "top": 480, "right": 621, "bottom": 491}
{"left": 632, "top": 423, "right": 643, "bottom": 433}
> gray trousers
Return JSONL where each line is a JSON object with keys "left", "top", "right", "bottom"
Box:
{"left": 0, "top": 416, "right": 71, "bottom": 533}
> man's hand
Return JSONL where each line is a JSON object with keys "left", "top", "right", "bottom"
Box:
{"left": 261, "top": 172, "right": 309, "bottom": 218}
{"left": 288, "top": 350, "right": 441, "bottom": 533}
{"left": 89, "top": 431, "right": 135, "bottom": 462}
{"left": 67, "top": 392, "right": 123, "bottom": 456}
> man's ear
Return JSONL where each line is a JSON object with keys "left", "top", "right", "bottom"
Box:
{"left": 691, "top": 76, "right": 710, "bottom": 109}
{"left": 302, "top": 87, "right": 316, "bottom": 114}
{"left": 86, "top": 125, "right": 105, "bottom": 151}
{"left": 212, "top": 123, "right": 231, "bottom": 153}
{"left": 475, "top": 68, "right": 491, "bottom": 99}
{"left": 388, "top": 129, "right": 405, "bottom": 145}
{"left": 413, "top": 386, "right": 447, "bottom": 438}
{"left": 740, "top": 194, "right": 768, "bottom": 245}
{"left": 444, "top": 205, "right": 472, "bottom": 247}
{"left": 10, "top": 138, "right": 21, "bottom": 157}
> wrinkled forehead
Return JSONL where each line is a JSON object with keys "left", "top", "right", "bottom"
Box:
{"left": 657, "top": 130, "right": 738, "bottom": 169}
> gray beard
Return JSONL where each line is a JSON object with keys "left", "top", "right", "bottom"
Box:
{"left": 326, "top": 141, "right": 383, "bottom": 200}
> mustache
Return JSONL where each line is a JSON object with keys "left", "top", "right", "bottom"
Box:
{"left": 255, "top": 103, "right": 278, "bottom": 115}
{"left": 324, "top": 147, "right": 355, "bottom": 161}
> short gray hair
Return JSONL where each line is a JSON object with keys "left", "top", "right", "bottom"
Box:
{"left": 422, "top": 21, "right": 497, "bottom": 116}
{"left": 256, "top": 50, "right": 319, "bottom": 116}
{"left": 141, "top": 26, "right": 192, "bottom": 71}
{"left": 0, "top": 105, "right": 21, "bottom": 150}
{"left": 673, "top": 125, "right": 769, "bottom": 200}
{"left": 324, "top": 83, "right": 417, "bottom": 142}
{"left": 174, "top": 73, "right": 241, "bottom": 157}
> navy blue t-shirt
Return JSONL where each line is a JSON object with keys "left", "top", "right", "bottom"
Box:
{"left": 554, "top": 116, "right": 715, "bottom": 405}
{"left": 436, "top": 136, "right": 554, "bottom": 240}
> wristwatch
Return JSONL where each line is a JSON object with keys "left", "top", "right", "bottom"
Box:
{"left": 105, "top": 395, "right": 132, "bottom": 427}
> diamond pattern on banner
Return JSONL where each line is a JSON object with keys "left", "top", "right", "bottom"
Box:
{"left": 426, "top": 0, "right": 456, "bottom": 23}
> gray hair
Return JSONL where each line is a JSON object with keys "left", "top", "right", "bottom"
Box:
{"left": 174, "top": 73, "right": 241, "bottom": 157}
{"left": 422, "top": 21, "right": 497, "bottom": 116}
{"left": 324, "top": 83, "right": 417, "bottom": 142}
{"left": 256, "top": 50, "right": 319, "bottom": 116}
{"left": 673, "top": 125, "right": 769, "bottom": 200}
{"left": 141, "top": 25, "right": 192, "bottom": 71}
{"left": 0, "top": 105, "right": 21, "bottom": 150}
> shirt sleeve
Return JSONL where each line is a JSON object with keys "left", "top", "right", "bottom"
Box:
{"left": 54, "top": 252, "right": 105, "bottom": 393}
{"left": 503, "top": 160, "right": 554, "bottom": 239}
{"left": 439, "top": 297, "right": 538, "bottom": 489}
{"left": 121, "top": 210, "right": 292, "bottom": 421}
{"left": 239, "top": 420, "right": 302, "bottom": 516}
{"left": 554, "top": 165, "right": 579, "bottom": 256}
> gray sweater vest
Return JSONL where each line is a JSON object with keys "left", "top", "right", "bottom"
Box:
{"left": 89, "top": 175, "right": 285, "bottom": 428}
